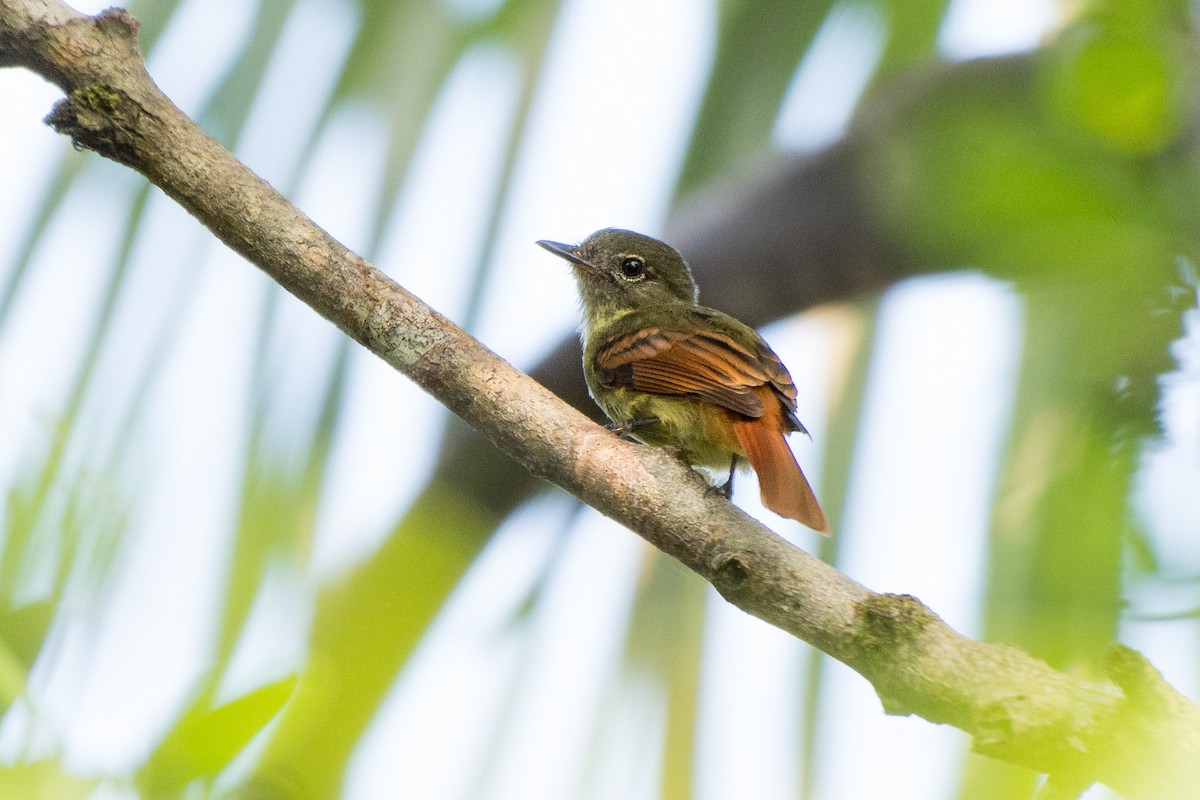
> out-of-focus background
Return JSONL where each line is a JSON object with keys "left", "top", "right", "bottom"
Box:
{"left": 1, "top": 0, "right": 1198, "bottom": 797}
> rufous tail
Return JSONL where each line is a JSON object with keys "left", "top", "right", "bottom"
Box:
{"left": 732, "top": 417, "right": 829, "bottom": 534}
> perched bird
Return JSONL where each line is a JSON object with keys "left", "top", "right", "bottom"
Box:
{"left": 537, "top": 228, "right": 829, "bottom": 533}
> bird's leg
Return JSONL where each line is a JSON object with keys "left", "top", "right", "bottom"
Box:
{"left": 718, "top": 455, "right": 738, "bottom": 499}
{"left": 607, "top": 416, "right": 659, "bottom": 439}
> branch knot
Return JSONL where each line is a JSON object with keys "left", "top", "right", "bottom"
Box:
{"left": 852, "top": 593, "right": 934, "bottom": 651}
{"left": 710, "top": 550, "right": 752, "bottom": 596}
{"left": 45, "top": 84, "right": 146, "bottom": 165}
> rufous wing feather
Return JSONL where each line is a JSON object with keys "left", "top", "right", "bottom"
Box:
{"left": 731, "top": 414, "right": 829, "bottom": 534}
{"left": 594, "top": 312, "right": 827, "bottom": 531}
{"left": 595, "top": 326, "right": 773, "bottom": 417}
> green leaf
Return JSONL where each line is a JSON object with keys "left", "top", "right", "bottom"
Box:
{"left": 252, "top": 485, "right": 497, "bottom": 798}
{"left": 0, "top": 761, "right": 97, "bottom": 800}
{"left": 0, "top": 600, "right": 56, "bottom": 672}
{"left": 678, "top": 0, "right": 836, "bottom": 195}
{"left": 1044, "top": 26, "right": 1190, "bottom": 154}
{"left": 136, "top": 674, "right": 299, "bottom": 798}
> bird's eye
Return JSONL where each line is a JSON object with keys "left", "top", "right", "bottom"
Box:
{"left": 619, "top": 256, "right": 646, "bottom": 280}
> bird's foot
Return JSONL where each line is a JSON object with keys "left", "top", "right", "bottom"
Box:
{"left": 717, "top": 477, "right": 734, "bottom": 500}
{"left": 704, "top": 480, "right": 735, "bottom": 501}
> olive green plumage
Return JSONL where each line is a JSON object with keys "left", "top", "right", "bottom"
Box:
{"left": 538, "top": 228, "right": 828, "bottom": 532}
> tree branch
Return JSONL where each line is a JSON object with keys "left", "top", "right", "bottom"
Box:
{"left": 435, "top": 55, "right": 1034, "bottom": 518}
{"left": 3, "top": 3, "right": 1198, "bottom": 797}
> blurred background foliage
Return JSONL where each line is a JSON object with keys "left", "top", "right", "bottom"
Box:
{"left": 1, "top": 0, "right": 1199, "bottom": 798}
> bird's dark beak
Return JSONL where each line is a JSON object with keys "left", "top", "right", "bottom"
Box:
{"left": 537, "top": 239, "right": 596, "bottom": 271}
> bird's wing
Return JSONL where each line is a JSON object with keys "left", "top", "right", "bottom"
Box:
{"left": 593, "top": 314, "right": 798, "bottom": 422}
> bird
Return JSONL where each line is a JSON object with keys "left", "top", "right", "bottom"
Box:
{"left": 537, "top": 227, "right": 829, "bottom": 533}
